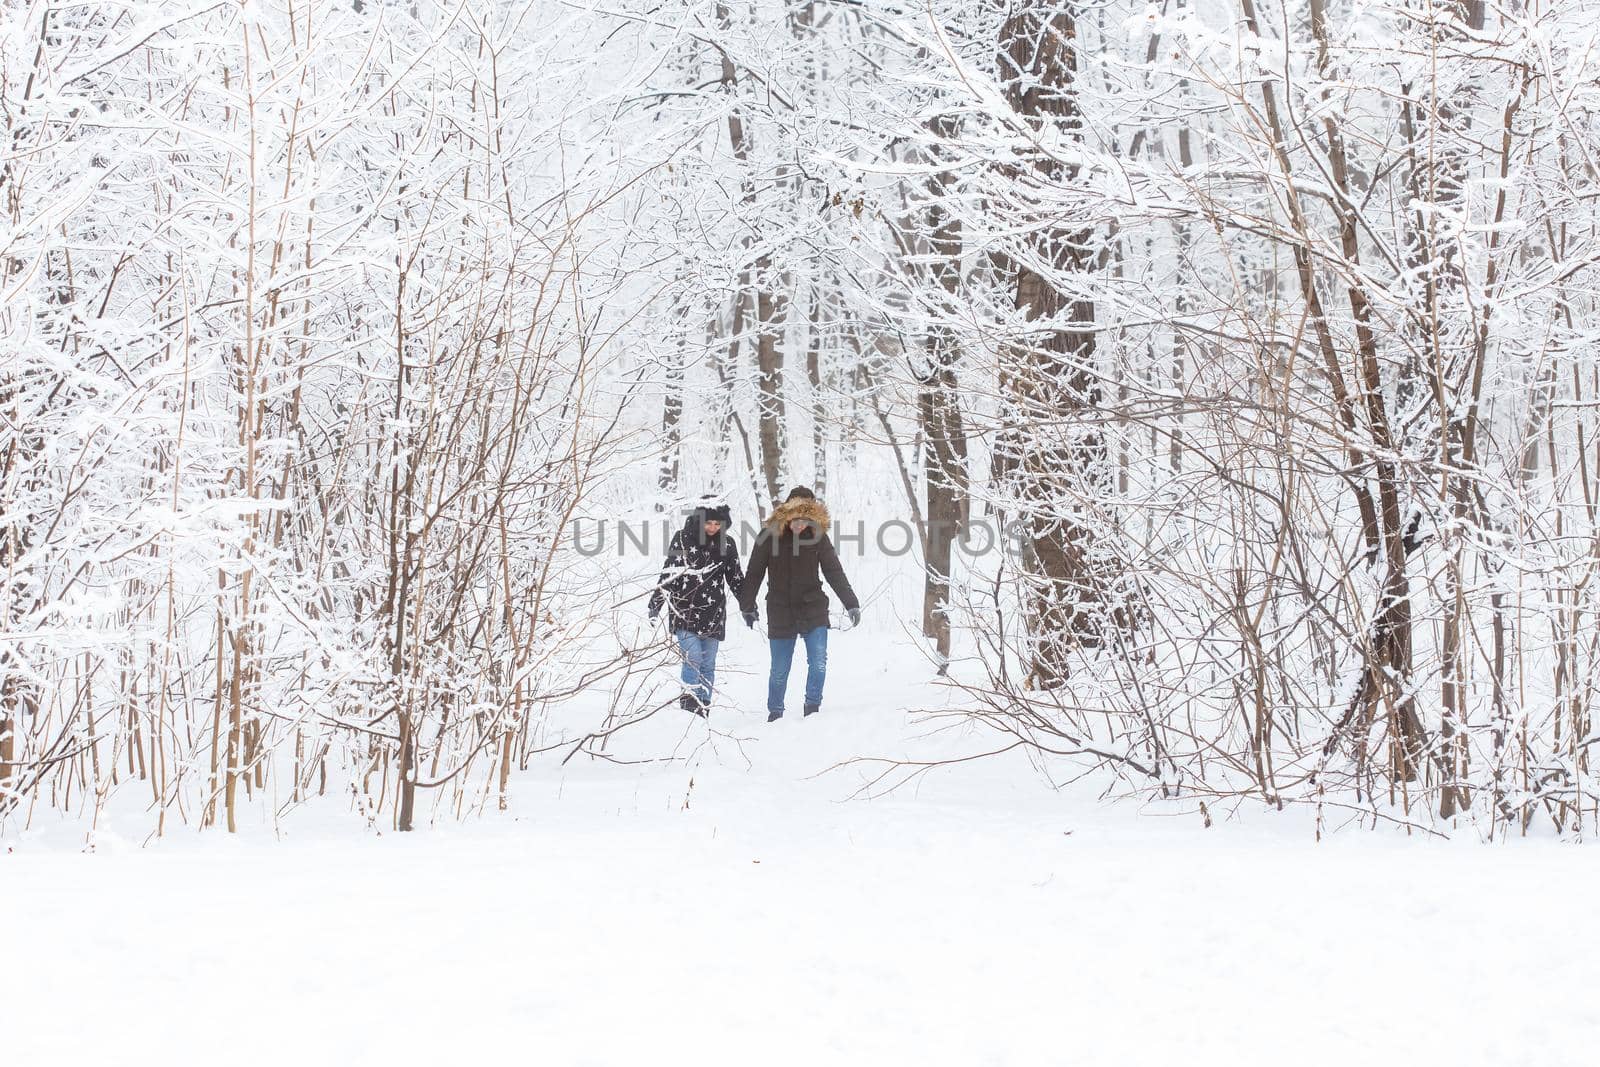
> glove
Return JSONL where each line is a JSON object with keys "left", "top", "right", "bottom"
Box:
{"left": 742, "top": 611, "right": 758, "bottom": 628}
{"left": 847, "top": 607, "right": 861, "bottom": 627}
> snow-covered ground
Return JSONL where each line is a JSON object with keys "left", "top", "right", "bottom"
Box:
{"left": 6, "top": 626, "right": 1599, "bottom": 1065}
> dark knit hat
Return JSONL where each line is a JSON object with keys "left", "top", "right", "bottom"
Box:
{"left": 785, "top": 486, "right": 816, "bottom": 502}
{"left": 683, "top": 501, "right": 731, "bottom": 541}
{"left": 688, "top": 497, "right": 732, "bottom": 525}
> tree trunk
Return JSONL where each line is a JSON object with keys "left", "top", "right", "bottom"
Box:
{"left": 920, "top": 113, "right": 968, "bottom": 669}
{"left": 996, "top": 3, "right": 1118, "bottom": 686}
{"left": 1398, "top": 0, "right": 1487, "bottom": 816}
{"left": 659, "top": 311, "right": 685, "bottom": 495}
{"left": 718, "top": 1, "right": 783, "bottom": 510}
{"left": 755, "top": 282, "right": 788, "bottom": 505}
{"left": 804, "top": 286, "right": 827, "bottom": 493}
{"left": 0, "top": 391, "right": 38, "bottom": 797}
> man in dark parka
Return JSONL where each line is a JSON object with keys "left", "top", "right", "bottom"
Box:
{"left": 738, "top": 487, "right": 861, "bottom": 721}
{"left": 649, "top": 501, "right": 743, "bottom": 716}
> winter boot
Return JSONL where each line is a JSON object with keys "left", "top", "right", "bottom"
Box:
{"left": 681, "top": 693, "right": 707, "bottom": 718}
{"left": 803, "top": 703, "right": 820, "bottom": 717}
{"left": 767, "top": 709, "right": 783, "bottom": 723}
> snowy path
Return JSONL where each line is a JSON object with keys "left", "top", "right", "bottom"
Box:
{"left": 6, "top": 630, "right": 1599, "bottom": 1065}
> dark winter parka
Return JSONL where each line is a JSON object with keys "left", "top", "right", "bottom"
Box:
{"left": 738, "top": 497, "right": 860, "bottom": 640}
{"left": 649, "top": 505, "right": 744, "bottom": 641}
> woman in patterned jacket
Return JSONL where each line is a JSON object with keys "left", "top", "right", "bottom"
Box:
{"left": 648, "top": 501, "right": 744, "bottom": 716}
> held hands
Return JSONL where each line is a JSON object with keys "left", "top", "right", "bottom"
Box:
{"left": 847, "top": 607, "right": 861, "bottom": 627}
{"left": 742, "top": 611, "right": 758, "bottom": 629}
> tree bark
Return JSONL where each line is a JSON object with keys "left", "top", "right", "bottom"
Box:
{"left": 920, "top": 114, "right": 968, "bottom": 669}
{"left": 719, "top": 1, "right": 785, "bottom": 510}
{"left": 659, "top": 311, "right": 685, "bottom": 495}
{"left": 996, "top": 3, "right": 1118, "bottom": 686}
{"left": 804, "top": 285, "right": 827, "bottom": 494}
{"left": 755, "top": 284, "right": 788, "bottom": 505}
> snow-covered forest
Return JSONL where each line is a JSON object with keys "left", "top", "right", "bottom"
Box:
{"left": 8, "top": 0, "right": 1599, "bottom": 838}
{"left": 7, "top": 2, "right": 1600, "bottom": 1061}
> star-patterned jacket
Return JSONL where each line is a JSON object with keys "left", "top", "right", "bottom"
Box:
{"left": 649, "top": 506, "right": 744, "bottom": 641}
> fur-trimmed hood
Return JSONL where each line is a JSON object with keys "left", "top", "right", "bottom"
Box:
{"left": 739, "top": 493, "right": 858, "bottom": 639}
{"left": 765, "top": 496, "right": 830, "bottom": 535}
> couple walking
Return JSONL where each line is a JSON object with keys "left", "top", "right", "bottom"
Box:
{"left": 647, "top": 486, "right": 861, "bottom": 722}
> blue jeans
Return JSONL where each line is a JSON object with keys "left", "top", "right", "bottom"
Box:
{"left": 675, "top": 630, "right": 719, "bottom": 706}
{"left": 768, "top": 626, "right": 827, "bottom": 714}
